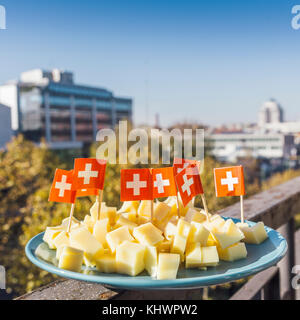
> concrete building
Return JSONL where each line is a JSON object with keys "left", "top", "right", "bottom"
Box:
{"left": 0, "top": 103, "right": 12, "bottom": 149}
{"left": 0, "top": 69, "right": 133, "bottom": 149}
{"left": 258, "top": 99, "right": 284, "bottom": 127}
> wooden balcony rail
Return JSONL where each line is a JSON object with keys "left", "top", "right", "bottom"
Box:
{"left": 17, "top": 176, "right": 300, "bottom": 300}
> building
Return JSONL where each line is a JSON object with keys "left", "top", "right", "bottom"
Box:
{"left": 258, "top": 99, "right": 284, "bottom": 127}
{"left": 0, "top": 103, "right": 12, "bottom": 149}
{"left": 0, "top": 69, "right": 133, "bottom": 149}
{"left": 207, "top": 132, "right": 295, "bottom": 163}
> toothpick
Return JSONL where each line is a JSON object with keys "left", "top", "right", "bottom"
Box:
{"left": 240, "top": 195, "right": 244, "bottom": 224}
{"left": 176, "top": 193, "right": 181, "bottom": 219}
{"left": 200, "top": 194, "right": 210, "bottom": 222}
{"left": 67, "top": 203, "right": 75, "bottom": 234}
{"left": 151, "top": 199, "right": 154, "bottom": 223}
{"left": 97, "top": 189, "right": 104, "bottom": 220}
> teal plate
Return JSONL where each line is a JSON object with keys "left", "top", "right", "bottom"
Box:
{"left": 25, "top": 218, "right": 287, "bottom": 290}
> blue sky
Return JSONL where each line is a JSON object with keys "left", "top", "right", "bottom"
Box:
{"left": 0, "top": 0, "right": 300, "bottom": 126}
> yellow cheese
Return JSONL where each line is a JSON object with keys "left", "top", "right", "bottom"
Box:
{"left": 116, "top": 241, "right": 146, "bottom": 276}
{"left": 114, "top": 215, "right": 138, "bottom": 234}
{"left": 61, "top": 217, "right": 81, "bottom": 229}
{"left": 152, "top": 202, "right": 172, "bottom": 231}
{"left": 70, "top": 227, "right": 104, "bottom": 263}
{"left": 137, "top": 200, "right": 152, "bottom": 218}
{"left": 53, "top": 231, "right": 70, "bottom": 249}
{"left": 157, "top": 239, "right": 172, "bottom": 253}
{"left": 192, "top": 209, "right": 208, "bottom": 223}
{"left": 185, "top": 243, "right": 202, "bottom": 268}
{"left": 137, "top": 215, "right": 151, "bottom": 225}
{"left": 95, "top": 253, "right": 116, "bottom": 273}
{"left": 187, "top": 222, "right": 210, "bottom": 247}
{"left": 200, "top": 246, "right": 219, "bottom": 267}
{"left": 122, "top": 211, "right": 138, "bottom": 223}
{"left": 212, "top": 219, "right": 244, "bottom": 249}
{"left": 90, "top": 201, "right": 117, "bottom": 225}
{"left": 185, "top": 208, "right": 207, "bottom": 223}
{"left": 118, "top": 201, "right": 139, "bottom": 213}
{"left": 218, "top": 242, "right": 247, "bottom": 261}
{"left": 144, "top": 246, "right": 158, "bottom": 277}
{"left": 164, "top": 221, "right": 177, "bottom": 240}
{"left": 83, "top": 215, "right": 95, "bottom": 233}
{"left": 170, "top": 233, "right": 187, "bottom": 261}
{"left": 157, "top": 253, "right": 180, "bottom": 280}
{"left": 93, "top": 218, "right": 110, "bottom": 247}
{"left": 43, "top": 226, "right": 65, "bottom": 249}
{"left": 58, "top": 246, "right": 84, "bottom": 273}
{"left": 106, "top": 226, "right": 134, "bottom": 253}
{"left": 165, "top": 195, "right": 189, "bottom": 217}
{"left": 56, "top": 246, "right": 64, "bottom": 260}
{"left": 237, "top": 221, "right": 268, "bottom": 244}
{"left": 177, "top": 218, "right": 191, "bottom": 238}
{"left": 206, "top": 233, "right": 218, "bottom": 246}
{"left": 133, "top": 222, "right": 164, "bottom": 246}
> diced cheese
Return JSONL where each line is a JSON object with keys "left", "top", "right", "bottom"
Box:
{"left": 177, "top": 218, "right": 191, "bottom": 238}
{"left": 164, "top": 222, "right": 177, "bottom": 240}
{"left": 185, "top": 208, "right": 207, "bottom": 223}
{"left": 96, "top": 253, "right": 116, "bottom": 273}
{"left": 70, "top": 227, "right": 104, "bottom": 262}
{"left": 157, "top": 239, "right": 172, "bottom": 253}
{"left": 53, "top": 231, "right": 70, "bottom": 249}
{"left": 185, "top": 243, "right": 202, "bottom": 268}
{"left": 206, "top": 233, "right": 218, "bottom": 246}
{"left": 237, "top": 221, "right": 268, "bottom": 244}
{"left": 58, "top": 246, "right": 84, "bottom": 273}
{"left": 200, "top": 246, "right": 219, "bottom": 267}
{"left": 187, "top": 222, "right": 210, "bottom": 247}
{"left": 137, "top": 215, "right": 151, "bottom": 225}
{"left": 93, "top": 218, "right": 110, "bottom": 247}
{"left": 116, "top": 241, "right": 146, "bottom": 276}
{"left": 61, "top": 217, "right": 81, "bottom": 229}
{"left": 83, "top": 215, "right": 95, "bottom": 233}
{"left": 90, "top": 201, "right": 117, "bottom": 225}
{"left": 137, "top": 200, "right": 152, "bottom": 218}
{"left": 157, "top": 253, "right": 180, "bottom": 280}
{"left": 118, "top": 201, "right": 139, "bottom": 213}
{"left": 170, "top": 233, "right": 187, "bottom": 261}
{"left": 35, "top": 242, "right": 57, "bottom": 265}
{"left": 133, "top": 222, "right": 164, "bottom": 246}
{"left": 153, "top": 202, "right": 172, "bottom": 224}
{"left": 218, "top": 242, "right": 247, "bottom": 261}
{"left": 122, "top": 211, "right": 138, "bottom": 223}
{"left": 106, "top": 226, "right": 134, "bottom": 253}
{"left": 144, "top": 246, "right": 158, "bottom": 277}
{"left": 114, "top": 215, "right": 138, "bottom": 234}
{"left": 43, "top": 226, "right": 65, "bottom": 249}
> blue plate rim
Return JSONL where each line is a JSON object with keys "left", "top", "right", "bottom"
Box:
{"left": 25, "top": 218, "right": 288, "bottom": 290}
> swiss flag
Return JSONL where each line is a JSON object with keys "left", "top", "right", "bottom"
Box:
{"left": 214, "top": 166, "right": 245, "bottom": 197}
{"left": 49, "top": 169, "right": 76, "bottom": 204}
{"left": 175, "top": 164, "right": 204, "bottom": 207}
{"left": 173, "top": 157, "right": 199, "bottom": 176}
{"left": 152, "top": 167, "right": 177, "bottom": 199}
{"left": 73, "top": 158, "right": 107, "bottom": 190}
{"left": 121, "top": 168, "right": 153, "bottom": 201}
{"left": 76, "top": 188, "right": 98, "bottom": 198}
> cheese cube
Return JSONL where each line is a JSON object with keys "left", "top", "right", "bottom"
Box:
{"left": 164, "top": 222, "right": 177, "bottom": 240}
{"left": 93, "top": 218, "right": 110, "bottom": 247}
{"left": 218, "top": 242, "right": 247, "bottom": 261}
{"left": 185, "top": 243, "right": 202, "bottom": 268}
{"left": 35, "top": 242, "right": 57, "bottom": 265}
{"left": 187, "top": 222, "right": 210, "bottom": 247}
{"left": 157, "top": 253, "right": 180, "bottom": 280}
{"left": 237, "top": 221, "right": 268, "bottom": 244}
{"left": 200, "top": 246, "right": 219, "bottom": 267}
{"left": 192, "top": 209, "right": 209, "bottom": 223}
{"left": 118, "top": 201, "right": 139, "bottom": 213}
{"left": 70, "top": 227, "right": 104, "bottom": 262}
{"left": 177, "top": 218, "right": 191, "bottom": 238}
{"left": 115, "top": 215, "right": 138, "bottom": 234}
{"left": 58, "top": 246, "right": 84, "bottom": 272}
{"left": 53, "top": 231, "right": 70, "bottom": 249}
{"left": 90, "top": 201, "right": 117, "bottom": 225}
{"left": 165, "top": 196, "right": 189, "bottom": 217}
{"left": 106, "top": 226, "right": 134, "bottom": 253}
{"left": 116, "top": 241, "right": 146, "bottom": 276}
{"left": 170, "top": 234, "right": 187, "bottom": 261}
{"left": 83, "top": 215, "right": 95, "bottom": 233}
{"left": 212, "top": 219, "right": 244, "bottom": 249}
{"left": 133, "top": 223, "right": 164, "bottom": 246}
{"left": 144, "top": 246, "right": 158, "bottom": 277}
{"left": 137, "top": 200, "right": 152, "bottom": 218}
{"left": 61, "top": 217, "right": 81, "bottom": 229}
{"left": 137, "top": 215, "right": 151, "bottom": 225}
{"left": 56, "top": 245, "right": 64, "bottom": 260}
{"left": 204, "top": 215, "right": 225, "bottom": 232}
{"left": 206, "top": 233, "right": 218, "bottom": 246}
{"left": 43, "top": 226, "right": 65, "bottom": 249}
{"left": 153, "top": 202, "right": 171, "bottom": 223}
{"left": 96, "top": 254, "right": 116, "bottom": 273}
{"left": 185, "top": 208, "right": 207, "bottom": 223}
{"left": 122, "top": 211, "right": 138, "bottom": 223}
{"left": 157, "top": 239, "right": 172, "bottom": 253}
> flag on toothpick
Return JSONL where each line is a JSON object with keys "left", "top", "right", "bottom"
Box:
{"left": 213, "top": 166, "right": 245, "bottom": 197}
{"left": 72, "top": 158, "right": 107, "bottom": 190}
{"left": 76, "top": 188, "right": 99, "bottom": 198}
{"left": 175, "top": 164, "right": 204, "bottom": 207}
{"left": 152, "top": 167, "right": 177, "bottom": 199}
{"left": 121, "top": 168, "right": 153, "bottom": 201}
{"left": 49, "top": 169, "right": 76, "bottom": 204}
{"left": 173, "top": 157, "right": 198, "bottom": 176}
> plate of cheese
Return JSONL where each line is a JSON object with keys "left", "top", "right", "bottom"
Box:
{"left": 25, "top": 198, "right": 287, "bottom": 290}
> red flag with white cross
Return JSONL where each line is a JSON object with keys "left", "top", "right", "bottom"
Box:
{"left": 72, "top": 158, "right": 107, "bottom": 190}
{"left": 49, "top": 169, "right": 76, "bottom": 204}
{"left": 152, "top": 167, "right": 177, "bottom": 199}
{"left": 173, "top": 157, "right": 199, "bottom": 176}
{"left": 121, "top": 168, "right": 153, "bottom": 201}
{"left": 76, "top": 188, "right": 99, "bottom": 198}
{"left": 175, "top": 164, "right": 204, "bottom": 207}
{"left": 214, "top": 166, "right": 245, "bottom": 197}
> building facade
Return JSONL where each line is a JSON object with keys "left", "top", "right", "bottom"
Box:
{"left": 0, "top": 103, "right": 12, "bottom": 149}
{"left": 0, "top": 69, "right": 133, "bottom": 149}
{"left": 258, "top": 99, "right": 284, "bottom": 127}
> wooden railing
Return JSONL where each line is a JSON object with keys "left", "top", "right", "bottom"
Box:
{"left": 17, "top": 177, "right": 300, "bottom": 300}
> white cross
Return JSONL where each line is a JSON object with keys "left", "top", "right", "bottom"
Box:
{"left": 154, "top": 173, "right": 170, "bottom": 194}
{"left": 78, "top": 163, "right": 98, "bottom": 185}
{"left": 221, "top": 171, "right": 239, "bottom": 191}
{"left": 126, "top": 174, "right": 147, "bottom": 196}
{"left": 177, "top": 162, "right": 190, "bottom": 174}
{"left": 55, "top": 175, "right": 72, "bottom": 197}
{"left": 181, "top": 174, "right": 194, "bottom": 196}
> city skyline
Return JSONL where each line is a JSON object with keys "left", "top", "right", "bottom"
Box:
{"left": 1, "top": 0, "right": 300, "bottom": 126}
